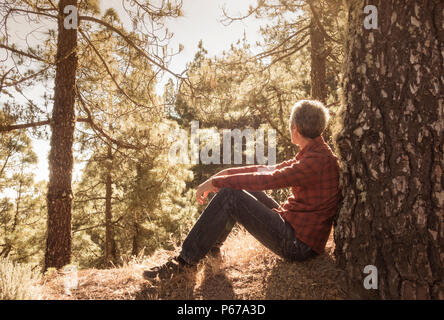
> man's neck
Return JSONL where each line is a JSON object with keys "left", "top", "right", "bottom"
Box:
{"left": 298, "top": 137, "right": 313, "bottom": 150}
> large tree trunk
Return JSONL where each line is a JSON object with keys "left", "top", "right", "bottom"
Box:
{"left": 44, "top": 0, "right": 78, "bottom": 270}
{"left": 334, "top": 0, "right": 443, "bottom": 299}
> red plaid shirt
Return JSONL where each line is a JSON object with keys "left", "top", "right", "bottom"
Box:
{"left": 211, "top": 136, "right": 340, "bottom": 254}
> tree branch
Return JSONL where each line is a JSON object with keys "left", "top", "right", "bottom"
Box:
{"left": 254, "top": 25, "right": 310, "bottom": 60}
{"left": 78, "top": 29, "right": 152, "bottom": 110}
{"left": 2, "top": 65, "right": 52, "bottom": 88}
{"left": 262, "top": 39, "right": 310, "bottom": 71}
{"left": 79, "top": 15, "right": 187, "bottom": 83}
{"left": 0, "top": 117, "right": 90, "bottom": 132}
{"left": 0, "top": 68, "right": 13, "bottom": 93}
{"left": 0, "top": 44, "right": 49, "bottom": 63}
{"left": 4, "top": 7, "right": 58, "bottom": 20}
{"left": 76, "top": 88, "right": 148, "bottom": 150}
{"left": 307, "top": 0, "right": 340, "bottom": 44}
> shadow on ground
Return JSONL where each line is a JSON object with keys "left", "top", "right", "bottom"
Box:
{"left": 264, "top": 253, "right": 350, "bottom": 299}
{"left": 135, "top": 252, "right": 354, "bottom": 300}
{"left": 135, "top": 257, "right": 235, "bottom": 300}
{"left": 195, "top": 262, "right": 236, "bottom": 299}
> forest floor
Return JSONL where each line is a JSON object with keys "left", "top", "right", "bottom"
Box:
{"left": 40, "top": 228, "right": 355, "bottom": 300}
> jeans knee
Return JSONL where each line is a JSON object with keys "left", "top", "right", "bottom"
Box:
{"left": 217, "top": 187, "right": 238, "bottom": 197}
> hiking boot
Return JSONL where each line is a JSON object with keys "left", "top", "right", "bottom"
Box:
{"left": 142, "top": 256, "right": 196, "bottom": 280}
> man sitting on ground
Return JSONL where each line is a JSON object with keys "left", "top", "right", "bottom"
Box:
{"left": 143, "top": 99, "right": 340, "bottom": 280}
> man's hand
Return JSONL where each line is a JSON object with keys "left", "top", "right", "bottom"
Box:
{"left": 196, "top": 178, "right": 219, "bottom": 205}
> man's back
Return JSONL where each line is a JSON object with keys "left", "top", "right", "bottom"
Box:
{"left": 276, "top": 136, "right": 340, "bottom": 254}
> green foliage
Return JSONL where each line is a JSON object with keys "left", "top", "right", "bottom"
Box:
{"left": 103, "top": 8, "right": 121, "bottom": 23}
{"left": 72, "top": 119, "right": 198, "bottom": 268}
{"left": 172, "top": 1, "right": 345, "bottom": 201}
{"left": 81, "top": 0, "right": 101, "bottom": 15}
{"left": 0, "top": 258, "right": 42, "bottom": 300}
{"left": 65, "top": 18, "right": 200, "bottom": 267}
{"left": 0, "top": 0, "right": 346, "bottom": 270}
{"left": 0, "top": 121, "right": 46, "bottom": 265}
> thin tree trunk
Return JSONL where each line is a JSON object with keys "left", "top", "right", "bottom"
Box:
{"left": 0, "top": 244, "right": 12, "bottom": 258}
{"left": 335, "top": 0, "right": 443, "bottom": 299}
{"left": 131, "top": 222, "right": 140, "bottom": 256}
{"left": 104, "top": 144, "right": 116, "bottom": 266}
{"left": 310, "top": 8, "right": 331, "bottom": 147}
{"left": 310, "top": 14, "right": 327, "bottom": 103}
{"left": 44, "top": 0, "right": 78, "bottom": 271}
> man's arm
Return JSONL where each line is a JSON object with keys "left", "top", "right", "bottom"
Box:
{"left": 196, "top": 178, "right": 218, "bottom": 205}
{"left": 213, "top": 158, "right": 296, "bottom": 177}
{"left": 196, "top": 158, "right": 297, "bottom": 204}
{"left": 213, "top": 165, "right": 265, "bottom": 176}
{"left": 196, "top": 165, "right": 262, "bottom": 205}
{"left": 211, "top": 156, "right": 320, "bottom": 191}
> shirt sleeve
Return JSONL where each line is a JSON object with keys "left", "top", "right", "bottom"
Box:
{"left": 219, "top": 165, "right": 265, "bottom": 176}
{"left": 220, "top": 158, "right": 297, "bottom": 176}
{"left": 212, "top": 156, "right": 319, "bottom": 191}
{"left": 275, "top": 158, "right": 297, "bottom": 170}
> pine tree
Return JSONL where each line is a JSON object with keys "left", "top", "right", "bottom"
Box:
{"left": 334, "top": 0, "right": 443, "bottom": 299}
{"left": 0, "top": 0, "right": 184, "bottom": 270}
{"left": 0, "top": 114, "right": 46, "bottom": 264}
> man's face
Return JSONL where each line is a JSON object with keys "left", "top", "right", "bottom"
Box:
{"left": 290, "top": 125, "right": 299, "bottom": 146}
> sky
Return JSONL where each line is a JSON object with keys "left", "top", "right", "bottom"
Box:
{"left": 2, "top": 0, "right": 267, "bottom": 184}
{"left": 103, "top": 0, "right": 266, "bottom": 92}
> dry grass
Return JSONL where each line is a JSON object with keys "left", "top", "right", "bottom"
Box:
{"left": 0, "top": 258, "right": 43, "bottom": 300}
{"left": 41, "top": 227, "right": 351, "bottom": 300}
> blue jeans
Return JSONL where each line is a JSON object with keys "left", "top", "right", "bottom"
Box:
{"left": 179, "top": 188, "right": 317, "bottom": 265}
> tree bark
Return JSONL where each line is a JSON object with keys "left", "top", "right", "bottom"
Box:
{"left": 310, "top": 13, "right": 327, "bottom": 103}
{"left": 335, "top": 0, "right": 443, "bottom": 299}
{"left": 44, "top": 0, "right": 78, "bottom": 271}
{"left": 310, "top": 5, "right": 330, "bottom": 146}
{"left": 104, "top": 144, "right": 117, "bottom": 266}
{"left": 131, "top": 222, "right": 140, "bottom": 257}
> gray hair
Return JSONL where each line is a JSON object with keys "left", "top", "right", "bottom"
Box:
{"left": 289, "top": 100, "right": 330, "bottom": 139}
